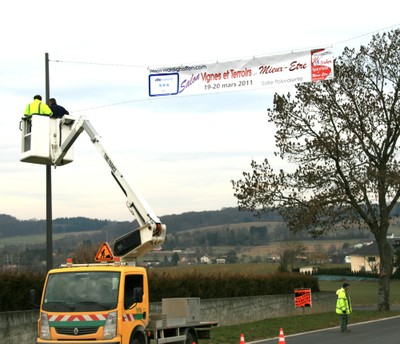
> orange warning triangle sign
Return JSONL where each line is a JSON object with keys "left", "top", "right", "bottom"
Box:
{"left": 95, "top": 242, "right": 114, "bottom": 262}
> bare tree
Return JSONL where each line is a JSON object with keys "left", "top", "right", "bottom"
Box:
{"left": 72, "top": 240, "right": 97, "bottom": 264}
{"left": 367, "top": 256, "right": 380, "bottom": 274}
{"left": 309, "top": 244, "right": 330, "bottom": 265}
{"left": 277, "top": 239, "right": 306, "bottom": 272}
{"left": 232, "top": 29, "right": 400, "bottom": 311}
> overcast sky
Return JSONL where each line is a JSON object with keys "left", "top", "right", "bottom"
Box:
{"left": 1, "top": 1, "right": 399, "bottom": 222}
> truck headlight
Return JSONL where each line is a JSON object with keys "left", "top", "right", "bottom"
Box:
{"left": 103, "top": 311, "right": 117, "bottom": 339}
{"left": 40, "top": 312, "right": 51, "bottom": 340}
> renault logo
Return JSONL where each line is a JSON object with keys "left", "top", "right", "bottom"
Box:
{"left": 73, "top": 327, "right": 79, "bottom": 336}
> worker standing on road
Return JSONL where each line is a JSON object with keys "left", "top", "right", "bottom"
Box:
{"left": 24, "top": 95, "right": 53, "bottom": 117}
{"left": 336, "top": 282, "right": 352, "bottom": 333}
{"left": 48, "top": 98, "right": 69, "bottom": 118}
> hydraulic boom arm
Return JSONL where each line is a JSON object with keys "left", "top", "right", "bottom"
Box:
{"left": 52, "top": 115, "right": 166, "bottom": 260}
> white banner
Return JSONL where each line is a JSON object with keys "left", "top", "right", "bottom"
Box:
{"left": 148, "top": 48, "right": 333, "bottom": 97}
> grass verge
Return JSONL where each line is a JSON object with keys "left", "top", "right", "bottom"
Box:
{"left": 202, "top": 310, "right": 400, "bottom": 343}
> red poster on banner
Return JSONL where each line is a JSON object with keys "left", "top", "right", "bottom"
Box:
{"left": 311, "top": 48, "right": 334, "bottom": 81}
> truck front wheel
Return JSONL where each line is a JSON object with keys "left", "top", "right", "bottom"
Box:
{"left": 184, "top": 328, "right": 198, "bottom": 344}
{"left": 131, "top": 332, "right": 147, "bottom": 344}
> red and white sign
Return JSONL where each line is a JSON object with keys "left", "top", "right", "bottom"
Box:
{"left": 311, "top": 49, "right": 333, "bottom": 81}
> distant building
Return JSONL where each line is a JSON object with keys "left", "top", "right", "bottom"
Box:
{"left": 268, "top": 254, "right": 280, "bottom": 262}
{"left": 299, "top": 266, "right": 318, "bottom": 275}
{"left": 200, "top": 255, "right": 211, "bottom": 264}
{"left": 349, "top": 238, "right": 400, "bottom": 273}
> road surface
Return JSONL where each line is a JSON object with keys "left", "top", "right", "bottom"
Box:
{"left": 247, "top": 316, "right": 400, "bottom": 344}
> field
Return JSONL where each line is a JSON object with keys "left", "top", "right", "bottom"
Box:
{"left": 319, "top": 279, "right": 400, "bottom": 306}
{"left": 0, "top": 230, "right": 102, "bottom": 247}
{"left": 240, "top": 239, "right": 359, "bottom": 256}
{"left": 156, "top": 263, "right": 400, "bottom": 304}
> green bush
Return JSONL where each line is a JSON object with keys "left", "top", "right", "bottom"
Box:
{"left": 0, "top": 271, "right": 45, "bottom": 311}
{"left": 148, "top": 270, "right": 319, "bottom": 301}
{"left": 0, "top": 270, "right": 319, "bottom": 310}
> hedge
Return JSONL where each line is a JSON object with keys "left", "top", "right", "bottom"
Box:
{"left": 0, "top": 270, "right": 318, "bottom": 311}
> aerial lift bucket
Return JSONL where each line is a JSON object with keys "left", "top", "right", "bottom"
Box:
{"left": 20, "top": 115, "right": 75, "bottom": 165}
{"left": 113, "top": 223, "right": 166, "bottom": 261}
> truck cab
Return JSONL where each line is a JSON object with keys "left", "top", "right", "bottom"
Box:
{"left": 38, "top": 262, "right": 149, "bottom": 344}
{"left": 38, "top": 261, "right": 217, "bottom": 344}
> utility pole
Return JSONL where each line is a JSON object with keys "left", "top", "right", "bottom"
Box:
{"left": 45, "top": 52, "right": 53, "bottom": 271}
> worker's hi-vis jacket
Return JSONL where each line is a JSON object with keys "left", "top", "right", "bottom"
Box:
{"left": 336, "top": 287, "right": 352, "bottom": 314}
{"left": 24, "top": 99, "right": 52, "bottom": 117}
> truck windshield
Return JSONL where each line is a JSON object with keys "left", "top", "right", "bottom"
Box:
{"left": 43, "top": 271, "right": 120, "bottom": 312}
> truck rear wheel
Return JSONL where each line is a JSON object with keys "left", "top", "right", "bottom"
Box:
{"left": 184, "top": 328, "right": 198, "bottom": 344}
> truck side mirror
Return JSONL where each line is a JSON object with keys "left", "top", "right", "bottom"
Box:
{"left": 133, "top": 287, "right": 143, "bottom": 303}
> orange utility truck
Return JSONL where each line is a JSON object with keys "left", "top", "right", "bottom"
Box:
{"left": 20, "top": 114, "right": 217, "bottom": 344}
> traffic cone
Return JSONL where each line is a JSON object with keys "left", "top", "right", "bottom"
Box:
{"left": 239, "top": 332, "right": 246, "bottom": 344}
{"left": 278, "top": 328, "right": 286, "bottom": 343}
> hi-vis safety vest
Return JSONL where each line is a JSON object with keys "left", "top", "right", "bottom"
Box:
{"left": 24, "top": 99, "right": 53, "bottom": 117}
{"left": 336, "top": 287, "right": 352, "bottom": 314}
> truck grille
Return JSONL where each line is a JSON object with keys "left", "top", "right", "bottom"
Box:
{"left": 55, "top": 326, "right": 99, "bottom": 336}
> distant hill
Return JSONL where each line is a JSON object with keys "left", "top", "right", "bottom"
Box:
{"left": 0, "top": 207, "right": 281, "bottom": 239}
{"left": 0, "top": 214, "right": 111, "bottom": 238}
{"left": 0, "top": 205, "right": 379, "bottom": 251}
{"left": 162, "top": 207, "right": 281, "bottom": 233}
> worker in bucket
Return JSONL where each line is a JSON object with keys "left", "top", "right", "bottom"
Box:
{"left": 24, "top": 95, "right": 53, "bottom": 117}
{"left": 48, "top": 98, "right": 69, "bottom": 118}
